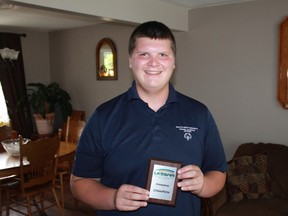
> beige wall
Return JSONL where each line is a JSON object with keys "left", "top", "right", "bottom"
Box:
{"left": 2, "top": 0, "right": 288, "bottom": 159}
{"left": 175, "top": 0, "right": 288, "bottom": 158}
{"left": 23, "top": 31, "right": 51, "bottom": 84}
{"left": 0, "top": 28, "right": 50, "bottom": 84}
{"left": 49, "top": 23, "right": 134, "bottom": 116}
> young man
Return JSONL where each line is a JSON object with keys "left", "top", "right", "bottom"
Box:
{"left": 71, "top": 21, "right": 227, "bottom": 215}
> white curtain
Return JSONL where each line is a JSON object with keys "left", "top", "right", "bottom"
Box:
{"left": 0, "top": 81, "right": 10, "bottom": 127}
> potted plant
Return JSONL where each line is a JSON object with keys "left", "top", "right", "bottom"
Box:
{"left": 18, "top": 82, "right": 73, "bottom": 134}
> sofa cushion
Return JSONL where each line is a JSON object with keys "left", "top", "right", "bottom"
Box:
{"left": 234, "top": 143, "right": 288, "bottom": 199}
{"left": 227, "top": 153, "right": 272, "bottom": 202}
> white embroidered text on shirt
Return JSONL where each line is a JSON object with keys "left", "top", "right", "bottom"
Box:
{"left": 176, "top": 126, "right": 198, "bottom": 141}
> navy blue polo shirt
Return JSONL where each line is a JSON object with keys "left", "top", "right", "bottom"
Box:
{"left": 73, "top": 82, "right": 227, "bottom": 216}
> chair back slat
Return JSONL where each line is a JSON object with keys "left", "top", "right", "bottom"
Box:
{"left": 19, "top": 135, "right": 60, "bottom": 193}
{"left": 63, "top": 116, "right": 86, "bottom": 144}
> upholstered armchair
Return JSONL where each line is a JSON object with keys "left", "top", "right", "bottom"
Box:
{"left": 203, "top": 143, "right": 288, "bottom": 216}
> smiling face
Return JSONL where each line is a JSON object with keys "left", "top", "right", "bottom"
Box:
{"left": 129, "top": 37, "right": 175, "bottom": 97}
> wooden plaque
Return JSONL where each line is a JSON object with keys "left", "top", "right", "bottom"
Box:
{"left": 146, "top": 158, "right": 182, "bottom": 206}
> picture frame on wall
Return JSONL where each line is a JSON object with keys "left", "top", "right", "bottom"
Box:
{"left": 96, "top": 38, "right": 117, "bottom": 80}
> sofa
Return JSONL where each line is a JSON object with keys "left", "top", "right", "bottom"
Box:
{"left": 203, "top": 142, "right": 288, "bottom": 216}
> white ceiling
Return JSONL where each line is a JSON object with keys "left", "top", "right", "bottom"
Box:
{"left": 156, "top": 0, "right": 252, "bottom": 8}
{"left": 0, "top": 0, "right": 254, "bottom": 32}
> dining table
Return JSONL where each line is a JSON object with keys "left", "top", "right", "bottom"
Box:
{"left": 0, "top": 141, "right": 77, "bottom": 178}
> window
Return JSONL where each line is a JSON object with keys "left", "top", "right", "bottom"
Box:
{"left": 0, "top": 82, "right": 10, "bottom": 126}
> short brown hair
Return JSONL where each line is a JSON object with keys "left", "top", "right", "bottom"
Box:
{"left": 128, "top": 21, "right": 176, "bottom": 56}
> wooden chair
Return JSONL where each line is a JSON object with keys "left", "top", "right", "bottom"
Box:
{"left": 5, "top": 135, "right": 63, "bottom": 216}
{"left": 70, "top": 110, "right": 85, "bottom": 121}
{"left": 61, "top": 113, "right": 85, "bottom": 142}
{"left": 64, "top": 116, "right": 86, "bottom": 144}
{"left": 57, "top": 116, "right": 86, "bottom": 208}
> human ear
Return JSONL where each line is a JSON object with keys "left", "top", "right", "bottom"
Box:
{"left": 129, "top": 57, "right": 132, "bottom": 69}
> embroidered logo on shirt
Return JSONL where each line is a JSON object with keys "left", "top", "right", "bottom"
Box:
{"left": 176, "top": 126, "right": 198, "bottom": 141}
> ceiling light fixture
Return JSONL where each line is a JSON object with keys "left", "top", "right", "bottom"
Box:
{"left": 0, "top": 0, "right": 19, "bottom": 9}
{"left": 0, "top": 47, "right": 20, "bottom": 63}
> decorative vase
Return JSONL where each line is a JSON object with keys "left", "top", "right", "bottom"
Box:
{"left": 33, "top": 113, "right": 55, "bottom": 135}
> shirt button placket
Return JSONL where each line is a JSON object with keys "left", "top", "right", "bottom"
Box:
{"left": 152, "top": 115, "right": 161, "bottom": 144}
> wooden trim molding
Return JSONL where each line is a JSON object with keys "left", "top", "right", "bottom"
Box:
{"left": 278, "top": 17, "right": 288, "bottom": 109}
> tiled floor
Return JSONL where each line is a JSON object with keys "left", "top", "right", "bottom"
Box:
{"left": 1, "top": 179, "right": 95, "bottom": 215}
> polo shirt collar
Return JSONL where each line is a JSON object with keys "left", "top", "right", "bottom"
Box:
{"left": 127, "top": 81, "right": 178, "bottom": 104}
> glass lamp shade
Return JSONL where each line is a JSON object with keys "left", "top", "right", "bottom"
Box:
{"left": 0, "top": 47, "right": 20, "bottom": 61}
{"left": 10, "top": 50, "right": 20, "bottom": 60}
{"left": 0, "top": 48, "right": 10, "bottom": 59}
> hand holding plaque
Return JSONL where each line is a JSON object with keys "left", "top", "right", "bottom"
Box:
{"left": 146, "top": 158, "right": 182, "bottom": 206}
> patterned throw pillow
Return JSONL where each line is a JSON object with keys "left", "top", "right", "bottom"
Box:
{"left": 227, "top": 153, "right": 273, "bottom": 202}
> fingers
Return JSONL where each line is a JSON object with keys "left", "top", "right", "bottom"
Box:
{"left": 177, "top": 165, "right": 204, "bottom": 194}
{"left": 115, "top": 184, "right": 149, "bottom": 211}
